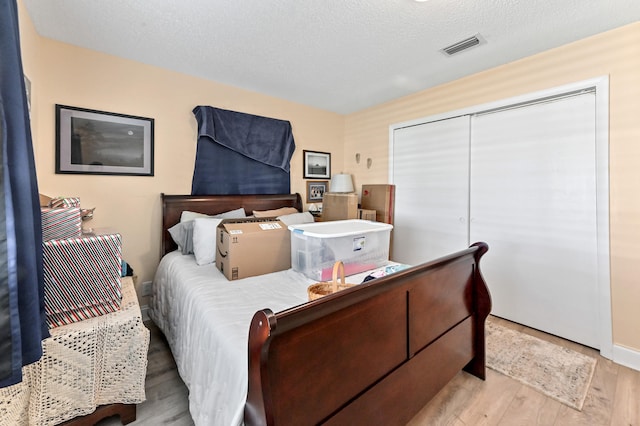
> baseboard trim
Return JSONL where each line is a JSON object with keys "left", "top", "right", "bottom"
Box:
{"left": 140, "top": 304, "right": 150, "bottom": 322}
{"left": 612, "top": 344, "right": 640, "bottom": 372}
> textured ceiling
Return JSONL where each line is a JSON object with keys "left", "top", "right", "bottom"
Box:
{"left": 22, "top": 0, "right": 640, "bottom": 114}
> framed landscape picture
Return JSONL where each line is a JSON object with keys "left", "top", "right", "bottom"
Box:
{"left": 55, "top": 104, "right": 154, "bottom": 176}
{"left": 303, "top": 150, "right": 331, "bottom": 179}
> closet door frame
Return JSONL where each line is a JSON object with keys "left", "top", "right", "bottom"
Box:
{"left": 389, "top": 76, "right": 611, "bottom": 358}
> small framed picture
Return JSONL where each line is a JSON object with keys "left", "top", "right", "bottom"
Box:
{"left": 303, "top": 150, "right": 331, "bottom": 179}
{"left": 306, "top": 180, "right": 329, "bottom": 203}
{"left": 55, "top": 104, "right": 154, "bottom": 176}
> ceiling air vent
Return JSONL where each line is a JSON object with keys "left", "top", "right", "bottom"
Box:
{"left": 441, "top": 34, "right": 485, "bottom": 56}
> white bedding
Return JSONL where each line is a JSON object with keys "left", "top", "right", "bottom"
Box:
{"left": 150, "top": 251, "right": 385, "bottom": 425}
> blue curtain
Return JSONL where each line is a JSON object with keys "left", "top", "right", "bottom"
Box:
{"left": 191, "top": 106, "right": 295, "bottom": 195}
{"left": 0, "top": 0, "right": 48, "bottom": 388}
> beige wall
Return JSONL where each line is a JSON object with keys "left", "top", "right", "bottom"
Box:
{"left": 344, "top": 23, "right": 640, "bottom": 352}
{"left": 17, "top": 1, "right": 345, "bottom": 292}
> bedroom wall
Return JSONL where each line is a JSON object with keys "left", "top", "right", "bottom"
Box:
{"left": 344, "top": 22, "right": 640, "bottom": 358}
{"left": 16, "top": 0, "right": 345, "bottom": 294}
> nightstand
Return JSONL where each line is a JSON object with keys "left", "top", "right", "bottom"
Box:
{"left": 0, "top": 277, "right": 149, "bottom": 425}
{"left": 309, "top": 212, "right": 324, "bottom": 222}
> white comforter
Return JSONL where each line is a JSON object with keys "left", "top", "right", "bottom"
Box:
{"left": 151, "top": 252, "right": 377, "bottom": 425}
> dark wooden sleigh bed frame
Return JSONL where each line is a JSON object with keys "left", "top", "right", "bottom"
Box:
{"left": 160, "top": 193, "right": 491, "bottom": 426}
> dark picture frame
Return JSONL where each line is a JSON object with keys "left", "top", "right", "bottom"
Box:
{"left": 303, "top": 150, "right": 331, "bottom": 179}
{"left": 55, "top": 104, "right": 154, "bottom": 176}
{"left": 306, "top": 180, "right": 329, "bottom": 203}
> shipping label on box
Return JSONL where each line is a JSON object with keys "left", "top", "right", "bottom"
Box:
{"left": 41, "top": 206, "right": 82, "bottom": 241}
{"left": 43, "top": 229, "right": 122, "bottom": 328}
{"left": 216, "top": 218, "right": 291, "bottom": 280}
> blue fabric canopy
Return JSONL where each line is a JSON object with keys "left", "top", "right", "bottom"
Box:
{"left": 191, "top": 106, "right": 295, "bottom": 195}
{"left": 0, "top": 0, "right": 48, "bottom": 388}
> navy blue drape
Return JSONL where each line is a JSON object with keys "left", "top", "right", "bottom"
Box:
{"left": 0, "top": 0, "right": 48, "bottom": 388}
{"left": 191, "top": 106, "right": 295, "bottom": 195}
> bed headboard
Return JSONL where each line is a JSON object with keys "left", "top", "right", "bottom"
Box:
{"left": 160, "top": 193, "right": 303, "bottom": 257}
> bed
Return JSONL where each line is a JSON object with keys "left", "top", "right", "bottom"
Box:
{"left": 151, "top": 193, "right": 491, "bottom": 425}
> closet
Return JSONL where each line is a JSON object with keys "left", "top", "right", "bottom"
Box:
{"left": 390, "top": 79, "right": 610, "bottom": 351}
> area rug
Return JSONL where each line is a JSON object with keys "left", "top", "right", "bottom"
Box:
{"left": 485, "top": 319, "right": 597, "bottom": 410}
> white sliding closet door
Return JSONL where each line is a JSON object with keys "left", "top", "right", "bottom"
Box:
{"left": 392, "top": 116, "right": 470, "bottom": 265}
{"left": 469, "top": 93, "right": 599, "bottom": 348}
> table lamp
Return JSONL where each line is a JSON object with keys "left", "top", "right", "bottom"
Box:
{"left": 329, "top": 173, "right": 354, "bottom": 193}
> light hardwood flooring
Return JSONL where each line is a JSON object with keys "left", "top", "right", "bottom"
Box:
{"left": 409, "top": 316, "right": 640, "bottom": 426}
{"left": 99, "top": 317, "right": 639, "bottom": 425}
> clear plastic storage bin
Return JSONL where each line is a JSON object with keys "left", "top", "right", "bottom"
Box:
{"left": 288, "top": 219, "right": 393, "bottom": 281}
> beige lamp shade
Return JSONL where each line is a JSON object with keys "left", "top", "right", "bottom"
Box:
{"left": 329, "top": 174, "right": 354, "bottom": 193}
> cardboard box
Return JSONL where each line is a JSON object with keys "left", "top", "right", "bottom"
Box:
{"left": 321, "top": 193, "right": 358, "bottom": 221}
{"left": 39, "top": 193, "right": 52, "bottom": 207}
{"left": 361, "top": 184, "right": 395, "bottom": 224}
{"left": 216, "top": 218, "right": 291, "bottom": 280}
{"left": 358, "top": 208, "right": 376, "bottom": 221}
{"left": 43, "top": 228, "right": 122, "bottom": 328}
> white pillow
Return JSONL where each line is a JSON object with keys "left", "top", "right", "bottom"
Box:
{"left": 169, "top": 208, "right": 246, "bottom": 255}
{"left": 180, "top": 210, "right": 211, "bottom": 222}
{"left": 180, "top": 207, "right": 246, "bottom": 222}
{"left": 192, "top": 218, "right": 223, "bottom": 265}
{"left": 277, "top": 212, "right": 315, "bottom": 227}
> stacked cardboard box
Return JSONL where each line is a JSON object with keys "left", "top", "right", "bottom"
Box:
{"left": 40, "top": 196, "right": 122, "bottom": 328}
{"left": 358, "top": 209, "right": 376, "bottom": 221}
{"left": 321, "top": 193, "right": 358, "bottom": 221}
{"left": 361, "top": 184, "right": 395, "bottom": 224}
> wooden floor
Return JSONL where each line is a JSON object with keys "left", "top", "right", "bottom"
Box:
{"left": 408, "top": 316, "right": 640, "bottom": 426}
{"left": 98, "top": 317, "right": 639, "bottom": 426}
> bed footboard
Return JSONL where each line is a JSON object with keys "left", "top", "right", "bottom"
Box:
{"left": 246, "top": 242, "right": 490, "bottom": 426}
